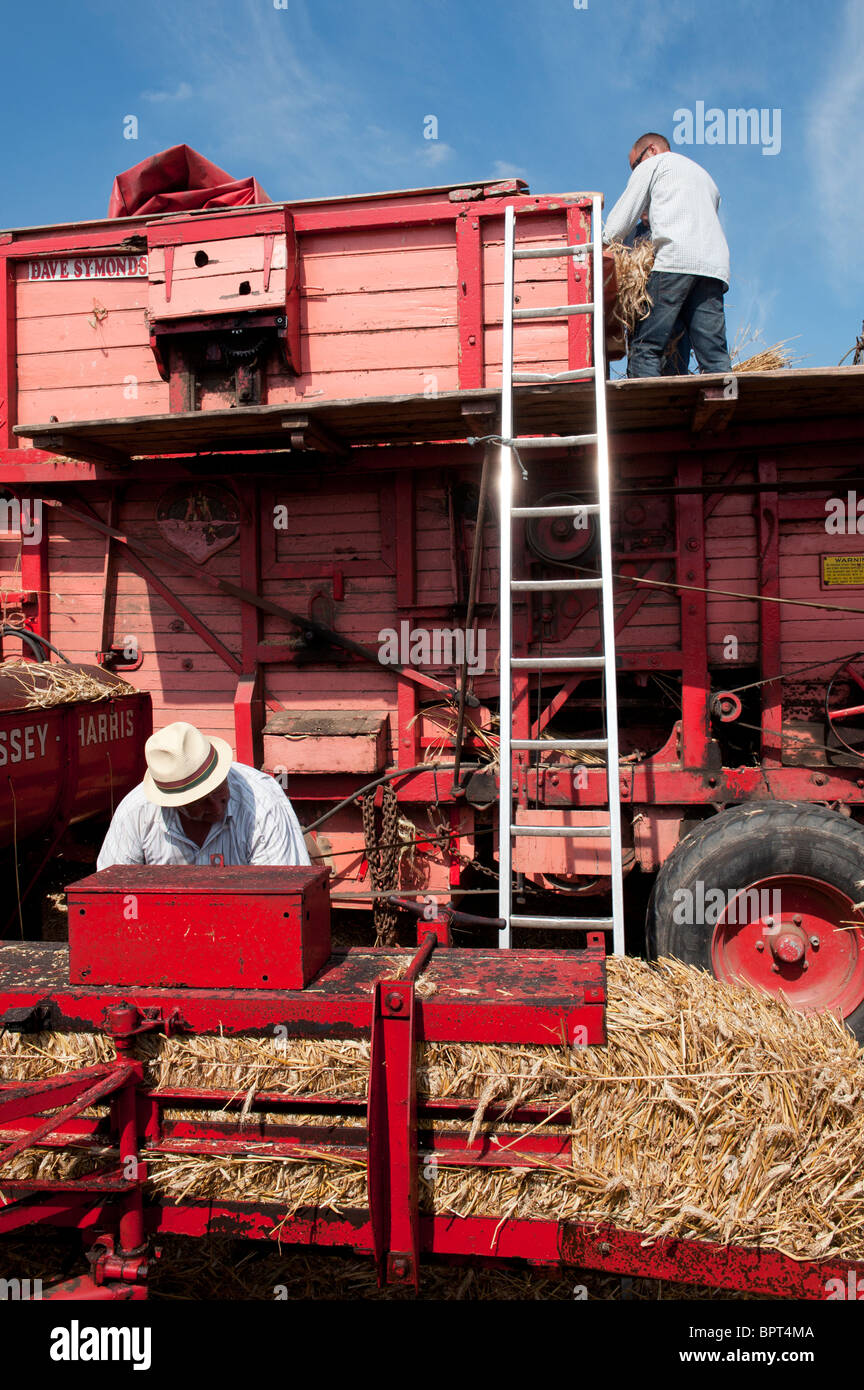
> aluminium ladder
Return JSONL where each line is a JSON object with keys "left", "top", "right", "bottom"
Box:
{"left": 497, "top": 196, "right": 625, "bottom": 954}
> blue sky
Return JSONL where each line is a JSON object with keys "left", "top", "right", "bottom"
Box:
{"left": 1, "top": 0, "right": 862, "bottom": 368}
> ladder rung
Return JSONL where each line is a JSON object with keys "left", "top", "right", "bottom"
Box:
{"left": 513, "top": 303, "right": 594, "bottom": 320}
{"left": 512, "top": 368, "right": 596, "bottom": 383}
{"left": 511, "top": 578, "right": 602, "bottom": 591}
{"left": 511, "top": 656, "right": 605, "bottom": 670}
{"left": 511, "top": 503, "right": 599, "bottom": 518}
{"left": 511, "top": 738, "right": 608, "bottom": 751}
{"left": 513, "top": 242, "right": 593, "bottom": 259}
{"left": 509, "top": 915, "right": 613, "bottom": 929}
{"left": 509, "top": 434, "right": 597, "bottom": 449}
{"left": 511, "top": 824, "right": 611, "bottom": 838}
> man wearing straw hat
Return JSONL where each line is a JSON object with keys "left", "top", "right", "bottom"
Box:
{"left": 603, "top": 132, "right": 732, "bottom": 377}
{"left": 97, "top": 721, "right": 311, "bottom": 868}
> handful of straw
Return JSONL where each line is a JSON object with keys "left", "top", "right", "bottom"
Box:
{"left": 731, "top": 326, "right": 803, "bottom": 374}
{"left": 607, "top": 239, "right": 656, "bottom": 335}
{"left": 0, "top": 658, "right": 136, "bottom": 709}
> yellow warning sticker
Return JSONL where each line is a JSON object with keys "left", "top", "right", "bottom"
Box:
{"left": 823, "top": 555, "right": 864, "bottom": 586}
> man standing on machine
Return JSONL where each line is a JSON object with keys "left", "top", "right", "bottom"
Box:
{"left": 604, "top": 132, "right": 732, "bottom": 377}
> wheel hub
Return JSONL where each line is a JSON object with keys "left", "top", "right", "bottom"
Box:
{"left": 711, "top": 874, "right": 864, "bottom": 1019}
{"left": 769, "top": 925, "right": 807, "bottom": 964}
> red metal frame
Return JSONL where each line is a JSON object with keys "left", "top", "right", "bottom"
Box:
{"left": 1, "top": 928, "right": 859, "bottom": 1300}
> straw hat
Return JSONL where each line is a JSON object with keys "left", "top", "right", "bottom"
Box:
{"left": 143, "top": 722, "right": 233, "bottom": 808}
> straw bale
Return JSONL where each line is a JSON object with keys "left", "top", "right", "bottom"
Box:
{"left": 2, "top": 957, "right": 863, "bottom": 1260}
{"left": 0, "top": 1135, "right": 115, "bottom": 1188}
{"left": 146, "top": 1151, "right": 366, "bottom": 1214}
{"left": 0, "top": 1030, "right": 112, "bottom": 1080}
{"left": 139, "top": 1033, "right": 370, "bottom": 1097}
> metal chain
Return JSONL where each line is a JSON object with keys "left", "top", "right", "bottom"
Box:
{"left": 426, "top": 803, "right": 552, "bottom": 898}
{"left": 361, "top": 786, "right": 400, "bottom": 945}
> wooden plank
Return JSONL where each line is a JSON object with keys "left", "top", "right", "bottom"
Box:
{"left": 264, "top": 711, "right": 386, "bottom": 736}
{"left": 13, "top": 275, "right": 149, "bottom": 318}
{"left": 17, "top": 309, "right": 147, "bottom": 354}
{"left": 16, "top": 382, "right": 168, "bottom": 423}
{"left": 13, "top": 369, "right": 864, "bottom": 458}
{"left": 303, "top": 287, "right": 458, "bottom": 335}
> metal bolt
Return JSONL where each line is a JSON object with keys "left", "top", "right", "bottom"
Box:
{"left": 810, "top": 935, "right": 820, "bottom": 948}
{"left": 793, "top": 915, "right": 802, "bottom": 925}
{"left": 771, "top": 964, "right": 780, "bottom": 973}
{"left": 385, "top": 991, "right": 403, "bottom": 1012}
{"left": 597, "top": 1241, "right": 611, "bottom": 1255}
{"left": 755, "top": 940, "right": 764, "bottom": 952}
{"left": 802, "top": 961, "right": 809, "bottom": 971}
{"left": 764, "top": 917, "right": 774, "bottom": 928}
{"left": 687, "top": 539, "right": 698, "bottom": 551}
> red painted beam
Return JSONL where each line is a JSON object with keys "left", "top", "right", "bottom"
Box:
{"left": 0, "top": 255, "right": 17, "bottom": 451}
{"left": 676, "top": 460, "right": 711, "bottom": 768}
{"left": 292, "top": 195, "right": 586, "bottom": 236}
{"left": 757, "top": 457, "right": 782, "bottom": 767}
{"left": 367, "top": 977, "right": 420, "bottom": 1286}
{"left": 0, "top": 1066, "right": 115, "bottom": 1125}
{"left": 455, "top": 212, "right": 483, "bottom": 389}
{"left": 143, "top": 1202, "right": 864, "bottom": 1300}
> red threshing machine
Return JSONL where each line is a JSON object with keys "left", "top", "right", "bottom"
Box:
{"left": 1, "top": 148, "right": 864, "bottom": 1295}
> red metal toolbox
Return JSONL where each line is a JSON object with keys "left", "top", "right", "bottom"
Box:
{"left": 67, "top": 864, "right": 331, "bottom": 990}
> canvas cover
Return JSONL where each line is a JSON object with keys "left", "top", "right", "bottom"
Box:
{"left": 108, "top": 144, "right": 271, "bottom": 218}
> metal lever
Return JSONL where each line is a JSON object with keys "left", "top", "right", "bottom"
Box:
{"left": 387, "top": 894, "right": 506, "bottom": 933}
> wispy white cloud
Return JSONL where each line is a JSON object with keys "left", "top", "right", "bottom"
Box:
{"left": 134, "top": 0, "right": 463, "bottom": 196}
{"left": 141, "top": 81, "right": 192, "bottom": 103}
{"left": 420, "top": 140, "right": 455, "bottom": 167}
{"left": 806, "top": 0, "right": 864, "bottom": 284}
{"left": 493, "top": 159, "right": 527, "bottom": 179}
{"left": 725, "top": 279, "right": 779, "bottom": 357}
{"left": 623, "top": 0, "right": 697, "bottom": 69}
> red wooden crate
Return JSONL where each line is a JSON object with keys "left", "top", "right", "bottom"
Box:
{"left": 67, "top": 864, "right": 331, "bottom": 990}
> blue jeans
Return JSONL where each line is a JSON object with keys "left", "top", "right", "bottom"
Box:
{"left": 628, "top": 271, "right": 731, "bottom": 377}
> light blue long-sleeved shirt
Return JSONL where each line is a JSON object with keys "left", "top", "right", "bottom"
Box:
{"left": 603, "top": 151, "right": 730, "bottom": 290}
{"left": 97, "top": 762, "right": 311, "bottom": 868}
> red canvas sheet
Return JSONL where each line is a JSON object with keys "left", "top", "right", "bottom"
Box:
{"left": 108, "top": 144, "right": 271, "bottom": 218}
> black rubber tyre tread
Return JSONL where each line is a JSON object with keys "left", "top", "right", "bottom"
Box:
{"left": 646, "top": 801, "right": 864, "bottom": 1041}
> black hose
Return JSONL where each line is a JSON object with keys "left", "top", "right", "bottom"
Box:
{"left": 0, "top": 626, "right": 73, "bottom": 665}
{"left": 1, "top": 625, "right": 46, "bottom": 662}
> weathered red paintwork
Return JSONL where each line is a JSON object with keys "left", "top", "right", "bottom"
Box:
{"left": 0, "top": 676, "right": 150, "bottom": 848}
{"left": 67, "top": 864, "right": 331, "bottom": 990}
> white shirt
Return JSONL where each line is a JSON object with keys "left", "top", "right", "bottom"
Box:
{"left": 97, "top": 763, "right": 311, "bottom": 869}
{"left": 603, "top": 151, "right": 730, "bottom": 290}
